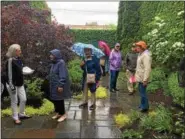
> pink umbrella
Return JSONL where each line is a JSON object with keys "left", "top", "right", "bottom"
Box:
{"left": 98, "top": 41, "right": 111, "bottom": 56}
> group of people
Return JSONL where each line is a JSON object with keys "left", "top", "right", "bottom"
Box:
{"left": 78, "top": 41, "right": 152, "bottom": 113}
{"left": 3, "top": 40, "right": 152, "bottom": 125}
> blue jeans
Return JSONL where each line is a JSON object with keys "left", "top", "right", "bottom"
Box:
{"left": 138, "top": 82, "right": 149, "bottom": 110}
{"left": 110, "top": 70, "right": 119, "bottom": 90}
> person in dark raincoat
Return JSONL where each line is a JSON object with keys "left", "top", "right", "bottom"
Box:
{"left": 79, "top": 48, "right": 101, "bottom": 110}
{"left": 49, "top": 49, "right": 71, "bottom": 122}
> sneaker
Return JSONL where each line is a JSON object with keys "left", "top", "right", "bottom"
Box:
{"left": 128, "top": 92, "right": 134, "bottom": 95}
{"left": 114, "top": 88, "right": 119, "bottom": 91}
{"left": 79, "top": 102, "right": 88, "bottom": 108}
{"left": 140, "top": 109, "right": 149, "bottom": 113}
{"left": 57, "top": 114, "right": 67, "bottom": 122}
{"left": 109, "top": 89, "right": 115, "bottom": 93}
{"left": 89, "top": 104, "right": 96, "bottom": 110}
{"left": 19, "top": 114, "right": 32, "bottom": 119}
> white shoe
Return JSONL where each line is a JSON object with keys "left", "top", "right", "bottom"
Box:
{"left": 57, "top": 114, "right": 67, "bottom": 122}
{"left": 52, "top": 114, "right": 61, "bottom": 119}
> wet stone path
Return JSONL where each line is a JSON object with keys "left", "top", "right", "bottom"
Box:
{"left": 1, "top": 75, "right": 140, "bottom": 138}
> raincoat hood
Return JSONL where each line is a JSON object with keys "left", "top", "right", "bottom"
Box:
{"left": 50, "top": 49, "right": 62, "bottom": 60}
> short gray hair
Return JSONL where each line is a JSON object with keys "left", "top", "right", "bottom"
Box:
{"left": 6, "top": 44, "right": 21, "bottom": 58}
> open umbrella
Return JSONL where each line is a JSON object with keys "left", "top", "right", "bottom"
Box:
{"left": 98, "top": 41, "right": 111, "bottom": 56}
{"left": 71, "top": 42, "right": 105, "bottom": 58}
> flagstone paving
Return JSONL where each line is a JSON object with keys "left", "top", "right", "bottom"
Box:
{"left": 1, "top": 75, "right": 140, "bottom": 138}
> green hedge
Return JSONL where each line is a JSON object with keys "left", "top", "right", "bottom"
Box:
{"left": 117, "top": 1, "right": 184, "bottom": 67}
{"left": 70, "top": 29, "right": 116, "bottom": 48}
{"left": 168, "top": 72, "right": 184, "bottom": 107}
{"left": 68, "top": 58, "right": 83, "bottom": 83}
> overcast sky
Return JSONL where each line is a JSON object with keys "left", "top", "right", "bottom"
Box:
{"left": 47, "top": 2, "right": 119, "bottom": 25}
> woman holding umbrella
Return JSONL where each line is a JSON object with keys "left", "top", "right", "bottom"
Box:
{"left": 98, "top": 41, "right": 111, "bottom": 76}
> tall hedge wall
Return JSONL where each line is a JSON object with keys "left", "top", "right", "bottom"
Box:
{"left": 70, "top": 29, "right": 116, "bottom": 48}
{"left": 117, "top": 1, "right": 184, "bottom": 68}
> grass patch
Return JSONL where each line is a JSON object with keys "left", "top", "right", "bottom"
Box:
{"left": 1, "top": 99, "right": 54, "bottom": 117}
{"left": 121, "top": 129, "right": 144, "bottom": 139}
{"left": 140, "top": 105, "right": 172, "bottom": 132}
{"left": 73, "top": 86, "right": 108, "bottom": 99}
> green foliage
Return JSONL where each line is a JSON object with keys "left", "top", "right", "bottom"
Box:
{"left": 25, "top": 78, "right": 44, "bottom": 99}
{"left": 70, "top": 29, "right": 116, "bottom": 48}
{"left": 117, "top": 1, "right": 142, "bottom": 55}
{"left": 114, "top": 112, "right": 131, "bottom": 127}
{"left": 121, "top": 129, "right": 144, "bottom": 139}
{"left": 173, "top": 111, "right": 185, "bottom": 138}
{"left": 68, "top": 58, "right": 83, "bottom": 83}
{"left": 108, "top": 24, "right": 117, "bottom": 30}
{"left": 117, "top": 1, "right": 184, "bottom": 68}
{"left": 73, "top": 86, "right": 108, "bottom": 99}
{"left": 147, "top": 67, "right": 169, "bottom": 94}
{"left": 140, "top": 105, "right": 173, "bottom": 132}
{"left": 29, "top": 1, "right": 49, "bottom": 10}
{"left": 1, "top": 99, "right": 54, "bottom": 117}
{"left": 168, "top": 72, "right": 184, "bottom": 107}
{"left": 129, "top": 109, "right": 142, "bottom": 122}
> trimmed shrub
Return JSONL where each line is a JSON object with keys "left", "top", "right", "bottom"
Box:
{"left": 168, "top": 72, "right": 184, "bottom": 107}
{"left": 70, "top": 29, "right": 116, "bottom": 48}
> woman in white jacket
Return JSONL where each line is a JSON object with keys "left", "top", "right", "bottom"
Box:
{"left": 134, "top": 41, "right": 152, "bottom": 112}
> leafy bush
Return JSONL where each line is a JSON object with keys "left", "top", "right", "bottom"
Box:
{"left": 114, "top": 113, "right": 131, "bottom": 127}
{"left": 73, "top": 86, "right": 108, "bottom": 99}
{"left": 121, "top": 129, "right": 144, "bottom": 139}
{"left": 117, "top": 1, "right": 184, "bottom": 68}
{"left": 129, "top": 109, "right": 142, "bottom": 121}
{"left": 68, "top": 58, "right": 83, "bottom": 83}
{"left": 140, "top": 105, "right": 172, "bottom": 132}
{"left": 25, "top": 78, "right": 44, "bottom": 99}
{"left": 168, "top": 72, "right": 184, "bottom": 107}
{"left": 1, "top": 99, "right": 54, "bottom": 117}
{"left": 71, "top": 29, "right": 116, "bottom": 48}
{"left": 147, "top": 67, "right": 168, "bottom": 93}
{"left": 173, "top": 111, "right": 185, "bottom": 138}
{"left": 1, "top": 3, "right": 74, "bottom": 78}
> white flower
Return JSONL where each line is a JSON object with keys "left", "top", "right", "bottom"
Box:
{"left": 154, "top": 16, "right": 161, "bottom": 21}
{"left": 156, "top": 22, "right": 166, "bottom": 28}
{"left": 177, "top": 11, "right": 184, "bottom": 16}
{"left": 151, "top": 29, "right": 158, "bottom": 34}
{"left": 172, "top": 42, "right": 184, "bottom": 48}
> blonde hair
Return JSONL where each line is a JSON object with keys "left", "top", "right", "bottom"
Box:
{"left": 6, "top": 44, "right": 21, "bottom": 58}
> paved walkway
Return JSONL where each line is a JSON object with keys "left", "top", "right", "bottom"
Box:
{"left": 1, "top": 75, "right": 140, "bottom": 138}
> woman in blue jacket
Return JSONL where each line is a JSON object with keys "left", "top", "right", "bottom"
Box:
{"left": 79, "top": 48, "right": 101, "bottom": 110}
{"left": 49, "top": 49, "right": 71, "bottom": 122}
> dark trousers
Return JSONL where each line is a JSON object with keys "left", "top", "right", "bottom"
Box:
{"left": 101, "top": 65, "right": 106, "bottom": 76}
{"left": 110, "top": 70, "right": 119, "bottom": 90}
{"left": 138, "top": 82, "right": 149, "bottom": 110}
{"left": 52, "top": 100, "right": 65, "bottom": 115}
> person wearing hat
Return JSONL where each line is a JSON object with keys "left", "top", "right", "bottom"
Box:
{"left": 125, "top": 44, "right": 138, "bottom": 95}
{"left": 134, "top": 41, "right": 152, "bottom": 112}
{"left": 109, "top": 43, "right": 122, "bottom": 92}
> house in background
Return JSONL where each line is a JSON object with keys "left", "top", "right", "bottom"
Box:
{"left": 66, "top": 22, "right": 112, "bottom": 30}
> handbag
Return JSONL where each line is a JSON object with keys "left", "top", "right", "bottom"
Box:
{"left": 86, "top": 65, "right": 96, "bottom": 84}
{"left": 100, "top": 59, "right": 105, "bottom": 66}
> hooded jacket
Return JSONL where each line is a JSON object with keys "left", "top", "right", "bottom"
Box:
{"left": 49, "top": 49, "right": 71, "bottom": 100}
